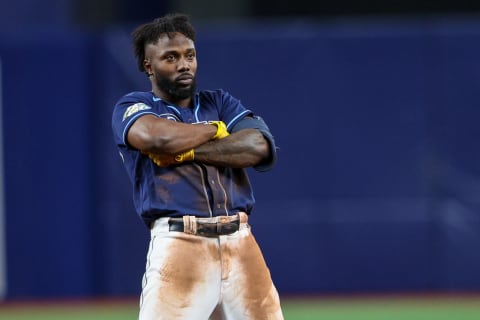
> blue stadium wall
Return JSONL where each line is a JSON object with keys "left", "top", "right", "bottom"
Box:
{"left": 1, "top": 16, "right": 480, "bottom": 299}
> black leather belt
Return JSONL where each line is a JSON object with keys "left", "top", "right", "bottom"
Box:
{"left": 168, "top": 216, "right": 240, "bottom": 236}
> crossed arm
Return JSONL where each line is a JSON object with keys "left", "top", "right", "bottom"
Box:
{"left": 127, "top": 115, "right": 270, "bottom": 168}
{"left": 194, "top": 129, "right": 268, "bottom": 168}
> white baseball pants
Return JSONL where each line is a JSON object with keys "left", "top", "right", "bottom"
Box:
{"left": 138, "top": 214, "right": 284, "bottom": 320}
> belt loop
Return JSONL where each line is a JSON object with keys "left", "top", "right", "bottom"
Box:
{"left": 239, "top": 212, "right": 248, "bottom": 224}
{"left": 182, "top": 215, "right": 197, "bottom": 234}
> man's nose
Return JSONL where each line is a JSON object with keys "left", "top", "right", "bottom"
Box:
{"left": 177, "top": 57, "right": 190, "bottom": 71}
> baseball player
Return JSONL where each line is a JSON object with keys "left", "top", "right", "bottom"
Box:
{"left": 112, "top": 13, "right": 283, "bottom": 320}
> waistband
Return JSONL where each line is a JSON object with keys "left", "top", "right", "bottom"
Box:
{"left": 151, "top": 212, "right": 248, "bottom": 237}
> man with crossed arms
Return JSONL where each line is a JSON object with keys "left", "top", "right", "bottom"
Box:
{"left": 112, "top": 13, "right": 283, "bottom": 320}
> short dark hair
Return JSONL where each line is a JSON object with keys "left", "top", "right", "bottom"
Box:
{"left": 131, "top": 13, "right": 196, "bottom": 73}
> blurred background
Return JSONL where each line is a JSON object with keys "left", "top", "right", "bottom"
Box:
{"left": 1, "top": 0, "right": 480, "bottom": 304}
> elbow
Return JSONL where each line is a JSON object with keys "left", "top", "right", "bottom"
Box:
{"left": 252, "top": 131, "right": 271, "bottom": 160}
{"left": 252, "top": 130, "right": 277, "bottom": 171}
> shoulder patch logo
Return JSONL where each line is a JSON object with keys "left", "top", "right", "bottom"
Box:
{"left": 122, "top": 103, "right": 151, "bottom": 121}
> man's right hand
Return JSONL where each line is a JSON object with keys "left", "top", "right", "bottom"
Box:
{"left": 146, "top": 149, "right": 194, "bottom": 167}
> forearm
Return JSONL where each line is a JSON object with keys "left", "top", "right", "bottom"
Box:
{"left": 128, "top": 115, "right": 217, "bottom": 154}
{"left": 144, "top": 122, "right": 215, "bottom": 154}
{"left": 194, "top": 129, "right": 269, "bottom": 168}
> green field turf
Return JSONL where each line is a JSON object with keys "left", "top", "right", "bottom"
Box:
{"left": 0, "top": 296, "right": 479, "bottom": 320}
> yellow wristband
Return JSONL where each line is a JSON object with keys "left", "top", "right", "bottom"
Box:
{"left": 175, "top": 149, "right": 194, "bottom": 163}
{"left": 209, "top": 121, "right": 229, "bottom": 140}
{"left": 147, "top": 153, "right": 176, "bottom": 167}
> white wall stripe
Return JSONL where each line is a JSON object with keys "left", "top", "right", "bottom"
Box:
{"left": 0, "top": 57, "right": 6, "bottom": 299}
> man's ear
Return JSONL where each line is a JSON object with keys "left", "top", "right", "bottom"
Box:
{"left": 144, "top": 59, "right": 152, "bottom": 76}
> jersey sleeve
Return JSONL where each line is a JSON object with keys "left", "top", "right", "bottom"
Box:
{"left": 215, "top": 90, "right": 253, "bottom": 131}
{"left": 112, "top": 92, "right": 158, "bottom": 148}
{"left": 231, "top": 115, "right": 278, "bottom": 172}
{"left": 214, "top": 90, "right": 278, "bottom": 172}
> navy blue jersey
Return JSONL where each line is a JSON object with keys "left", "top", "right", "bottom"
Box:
{"left": 112, "top": 89, "right": 268, "bottom": 227}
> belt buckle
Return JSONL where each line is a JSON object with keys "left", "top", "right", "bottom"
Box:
{"left": 193, "top": 216, "right": 240, "bottom": 237}
{"left": 217, "top": 221, "right": 238, "bottom": 235}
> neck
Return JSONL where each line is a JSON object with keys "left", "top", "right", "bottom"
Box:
{"left": 152, "top": 88, "right": 192, "bottom": 108}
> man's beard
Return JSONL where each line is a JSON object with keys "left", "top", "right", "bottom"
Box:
{"left": 155, "top": 73, "right": 196, "bottom": 101}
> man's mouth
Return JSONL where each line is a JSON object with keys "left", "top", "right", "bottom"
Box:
{"left": 176, "top": 74, "right": 193, "bottom": 85}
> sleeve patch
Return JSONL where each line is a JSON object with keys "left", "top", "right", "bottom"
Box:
{"left": 122, "top": 103, "right": 152, "bottom": 121}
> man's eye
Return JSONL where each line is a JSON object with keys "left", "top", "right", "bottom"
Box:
{"left": 166, "top": 55, "right": 176, "bottom": 61}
